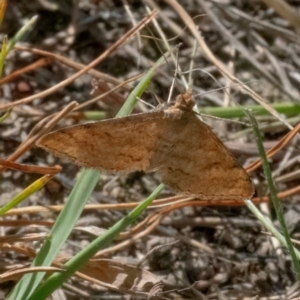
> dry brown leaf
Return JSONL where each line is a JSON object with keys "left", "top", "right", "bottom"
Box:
{"left": 80, "top": 259, "right": 162, "bottom": 294}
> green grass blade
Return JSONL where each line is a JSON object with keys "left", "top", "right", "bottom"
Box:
{"left": 0, "top": 108, "right": 11, "bottom": 123}
{"left": 28, "top": 184, "right": 164, "bottom": 300}
{"left": 246, "top": 109, "right": 300, "bottom": 279}
{"left": 6, "top": 15, "right": 37, "bottom": 53}
{"left": 245, "top": 200, "right": 300, "bottom": 260}
{"left": 0, "top": 35, "right": 7, "bottom": 76}
{"left": 0, "top": 175, "right": 52, "bottom": 215}
{"left": 7, "top": 169, "right": 101, "bottom": 300}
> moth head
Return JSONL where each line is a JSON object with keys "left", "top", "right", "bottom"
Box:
{"left": 174, "top": 90, "right": 195, "bottom": 111}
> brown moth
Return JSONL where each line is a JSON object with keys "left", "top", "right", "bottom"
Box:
{"left": 37, "top": 91, "right": 254, "bottom": 200}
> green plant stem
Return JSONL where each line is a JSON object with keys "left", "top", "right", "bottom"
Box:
{"left": 84, "top": 102, "right": 300, "bottom": 122}
{"left": 84, "top": 111, "right": 106, "bottom": 120}
{"left": 200, "top": 102, "right": 300, "bottom": 118}
{"left": 247, "top": 109, "right": 300, "bottom": 279}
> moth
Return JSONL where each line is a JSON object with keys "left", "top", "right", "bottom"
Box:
{"left": 37, "top": 92, "right": 254, "bottom": 200}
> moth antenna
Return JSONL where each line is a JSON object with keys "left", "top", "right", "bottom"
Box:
{"left": 187, "top": 31, "right": 198, "bottom": 90}
{"left": 167, "top": 48, "right": 180, "bottom": 104}
{"left": 193, "top": 80, "right": 258, "bottom": 99}
{"left": 145, "top": 5, "right": 188, "bottom": 91}
{"left": 200, "top": 113, "right": 250, "bottom": 127}
{"left": 133, "top": 94, "right": 156, "bottom": 109}
{"left": 122, "top": 0, "right": 142, "bottom": 67}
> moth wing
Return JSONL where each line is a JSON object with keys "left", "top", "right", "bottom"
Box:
{"left": 38, "top": 108, "right": 254, "bottom": 200}
{"left": 154, "top": 112, "right": 254, "bottom": 200}
{"left": 37, "top": 112, "right": 172, "bottom": 173}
